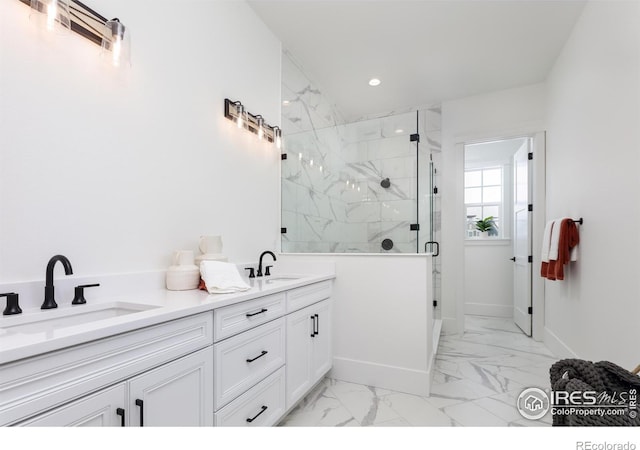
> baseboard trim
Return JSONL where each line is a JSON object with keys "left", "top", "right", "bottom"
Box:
{"left": 543, "top": 326, "right": 579, "bottom": 359}
{"left": 464, "top": 302, "right": 513, "bottom": 318}
{"left": 329, "top": 356, "right": 431, "bottom": 397}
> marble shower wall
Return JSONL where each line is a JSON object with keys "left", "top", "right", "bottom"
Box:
{"left": 281, "top": 51, "right": 442, "bottom": 254}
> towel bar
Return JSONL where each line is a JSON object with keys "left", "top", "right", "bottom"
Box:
{"left": 572, "top": 218, "right": 583, "bottom": 225}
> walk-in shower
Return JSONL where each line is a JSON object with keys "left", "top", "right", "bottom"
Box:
{"left": 279, "top": 53, "right": 442, "bottom": 308}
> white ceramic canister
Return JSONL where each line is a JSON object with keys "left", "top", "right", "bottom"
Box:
{"left": 166, "top": 250, "right": 200, "bottom": 291}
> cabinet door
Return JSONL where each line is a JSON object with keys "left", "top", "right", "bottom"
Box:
{"left": 18, "top": 383, "right": 127, "bottom": 427}
{"left": 285, "top": 305, "right": 315, "bottom": 410}
{"left": 310, "top": 300, "right": 332, "bottom": 383}
{"left": 128, "top": 347, "right": 213, "bottom": 427}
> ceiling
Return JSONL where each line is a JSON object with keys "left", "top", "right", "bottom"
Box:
{"left": 248, "top": 0, "right": 587, "bottom": 122}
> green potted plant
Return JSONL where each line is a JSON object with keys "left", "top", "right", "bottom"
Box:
{"left": 475, "top": 216, "right": 497, "bottom": 238}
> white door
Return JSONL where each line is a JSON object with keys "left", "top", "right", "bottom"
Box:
{"left": 128, "top": 347, "right": 213, "bottom": 427}
{"left": 19, "top": 383, "right": 127, "bottom": 427}
{"left": 310, "top": 300, "right": 332, "bottom": 382}
{"left": 285, "top": 306, "right": 314, "bottom": 409}
{"left": 513, "top": 142, "right": 532, "bottom": 335}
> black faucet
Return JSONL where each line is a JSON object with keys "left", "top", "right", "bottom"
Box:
{"left": 256, "top": 250, "right": 276, "bottom": 277}
{"left": 42, "top": 254, "right": 73, "bottom": 309}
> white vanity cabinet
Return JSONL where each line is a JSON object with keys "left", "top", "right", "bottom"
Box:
{"left": 18, "top": 347, "right": 213, "bottom": 427}
{"left": 212, "top": 279, "right": 333, "bottom": 426}
{"left": 285, "top": 299, "right": 332, "bottom": 410}
{"left": 2, "top": 312, "right": 214, "bottom": 427}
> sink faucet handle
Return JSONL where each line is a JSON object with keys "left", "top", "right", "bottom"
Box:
{"left": 72, "top": 283, "right": 100, "bottom": 305}
{"left": 265, "top": 265, "right": 273, "bottom": 276}
{"left": 1, "top": 292, "right": 22, "bottom": 316}
{"left": 244, "top": 267, "right": 255, "bottom": 278}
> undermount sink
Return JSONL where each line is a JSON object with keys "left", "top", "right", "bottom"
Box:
{"left": 262, "top": 275, "right": 304, "bottom": 284}
{"left": 0, "top": 301, "right": 160, "bottom": 335}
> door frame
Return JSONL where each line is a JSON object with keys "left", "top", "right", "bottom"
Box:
{"left": 455, "top": 130, "right": 546, "bottom": 340}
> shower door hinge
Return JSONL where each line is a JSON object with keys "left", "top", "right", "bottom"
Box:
{"left": 433, "top": 300, "right": 438, "bottom": 308}
{"left": 410, "top": 224, "right": 420, "bottom": 231}
{"left": 410, "top": 133, "right": 420, "bottom": 143}
{"left": 528, "top": 152, "right": 533, "bottom": 160}
{"left": 281, "top": 153, "right": 287, "bottom": 160}
{"left": 281, "top": 227, "right": 287, "bottom": 234}
{"left": 528, "top": 204, "right": 533, "bottom": 212}
{"left": 528, "top": 306, "right": 533, "bottom": 315}
{"left": 433, "top": 186, "right": 438, "bottom": 194}
{"left": 528, "top": 255, "right": 533, "bottom": 263}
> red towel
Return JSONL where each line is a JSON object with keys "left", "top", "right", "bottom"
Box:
{"left": 541, "top": 218, "right": 579, "bottom": 281}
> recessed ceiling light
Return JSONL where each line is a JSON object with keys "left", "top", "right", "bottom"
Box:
{"left": 282, "top": 100, "right": 290, "bottom": 105}
{"left": 368, "top": 78, "right": 381, "bottom": 87}
{"left": 395, "top": 128, "right": 404, "bottom": 134}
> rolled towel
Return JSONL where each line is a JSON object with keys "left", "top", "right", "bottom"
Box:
{"left": 200, "top": 261, "right": 251, "bottom": 294}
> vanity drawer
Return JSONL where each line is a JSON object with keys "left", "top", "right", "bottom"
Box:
{"left": 213, "top": 317, "right": 285, "bottom": 410}
{"left": 214, "top": 292, "right": 286, "bottom": 342}
{"left": 286, "top": 280, "right": 333, "bottom": 313}
{"left": 214, "top": 366, "right": 285, "bottom": 427}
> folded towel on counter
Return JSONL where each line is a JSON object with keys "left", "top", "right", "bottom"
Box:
{"left": 200, "top": 261, "right": 251, "bottom": 294}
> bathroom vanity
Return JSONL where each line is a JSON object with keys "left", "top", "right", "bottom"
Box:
{"left": 0, "top": 272, "right": 334, "bottom": 427}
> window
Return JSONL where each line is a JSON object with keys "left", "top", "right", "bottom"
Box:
{"left": 465, "top": 166, "right": 503, "bottom": 238}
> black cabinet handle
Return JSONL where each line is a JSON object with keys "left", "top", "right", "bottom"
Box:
{"left": 314, "top": 313, "right": 319, "bottom": 336}
{"left": 116, "top": 407, "right": 125, "bottom": 427}
{"left": 246, "top": 308, "right": 268, "bottom": 318}
{"left": 246, "top": 405, "right": 268, "bottom": 423}
{"left": 246, "top": 350, "right": 268, "bottom": 363}
{"left": 135, "top": 399, "right": 144, "bottom": 427}
{"left": 310, "top": 315, "right": 316, "bottom": 337}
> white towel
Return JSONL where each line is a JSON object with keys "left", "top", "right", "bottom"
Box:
{"left": 200, "top": 261, "right": 251, "bottom": 294}
{"left": 541, "top": 220, "right": 555, "bottom": 263}
{"left": 548, "top": 218, "right": 564, "bottom": 261}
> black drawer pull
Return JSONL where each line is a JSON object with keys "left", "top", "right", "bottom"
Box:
{"left": 246, "top": 405, "right": 268, "bottom": 423}
{"left": 246, "top": 308, "right": 268, "bottom": 318}
{"left": 246, "top": 350, "right": 268, "bottom": 363}
{"left": 314, "top": 313, "right": 319, "bottom": 336}
{"left": 135, "top": 399, "right": 144, "bottom": 427}
{"left": 116, "top": 407, "right": 125, "bottom": 427}
{"left": 310, "top": 315, "right": 315, "bottom": 337}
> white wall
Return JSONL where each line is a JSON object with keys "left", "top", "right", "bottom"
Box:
{"left": 0, "top": 0, "right": 281, "bottom": 282}
{"left": 464, "top": 242, "right": 513, "bottom": 317}
{"left": 544, "top": 1, "right": 640, "bottom": 368}
{"left": 277, "top": 253, "right": 434, "bottom": 396}
{"left": 440, "top": 84, "right": 546, "bottom": 333}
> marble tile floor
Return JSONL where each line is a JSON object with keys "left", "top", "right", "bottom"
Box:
{"left": 279, "top": 315, "right": 558, "bottom": 427}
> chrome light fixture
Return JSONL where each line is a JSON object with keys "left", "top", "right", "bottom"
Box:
{"left": 22, "top": 0, "right": 129, "bottom": 67}
{"left": 224, "top": 99, "right": 281, "bottom": 147}
{"left": 29, "top": 0, "right": 71, "bottom": 32}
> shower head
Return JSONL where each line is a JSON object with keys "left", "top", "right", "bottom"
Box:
{"left": 380, "top": 178, "right": 391, "bottom": 189}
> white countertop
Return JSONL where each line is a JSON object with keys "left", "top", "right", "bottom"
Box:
{"left": 0, "top": 272, "right": 335, "bottom": 365}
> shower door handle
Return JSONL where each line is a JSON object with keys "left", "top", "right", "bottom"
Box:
{"left": 425, "top": 241, "right": 439, "bottom": 257}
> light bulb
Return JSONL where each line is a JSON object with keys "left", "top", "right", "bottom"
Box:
{"left": 46, "top": 0, "right": 58, "bottom": 31}
{"left": 275, "top": 128, "right": 282, "bottom": 149}
{"left": 310, "top": 159, "right": 314, "bottom": 167}
{"left": 236, "top": 104, "right": 244, "bottom": 129}
{"left": 298, "top": 153, "right": 302, "bottom": 161}
{"left": 112, "top": 35, "right": 122, "bottom": 67}
{"left": 257, "top": 117, "right": 264, "bottom": 140}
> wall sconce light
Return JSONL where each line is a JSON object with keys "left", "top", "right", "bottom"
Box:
{"left": 224, "top": 98, "right": 281, "bottom": 147}
{"left": 22, "top": 0, "right": 129, "bottom": 67}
